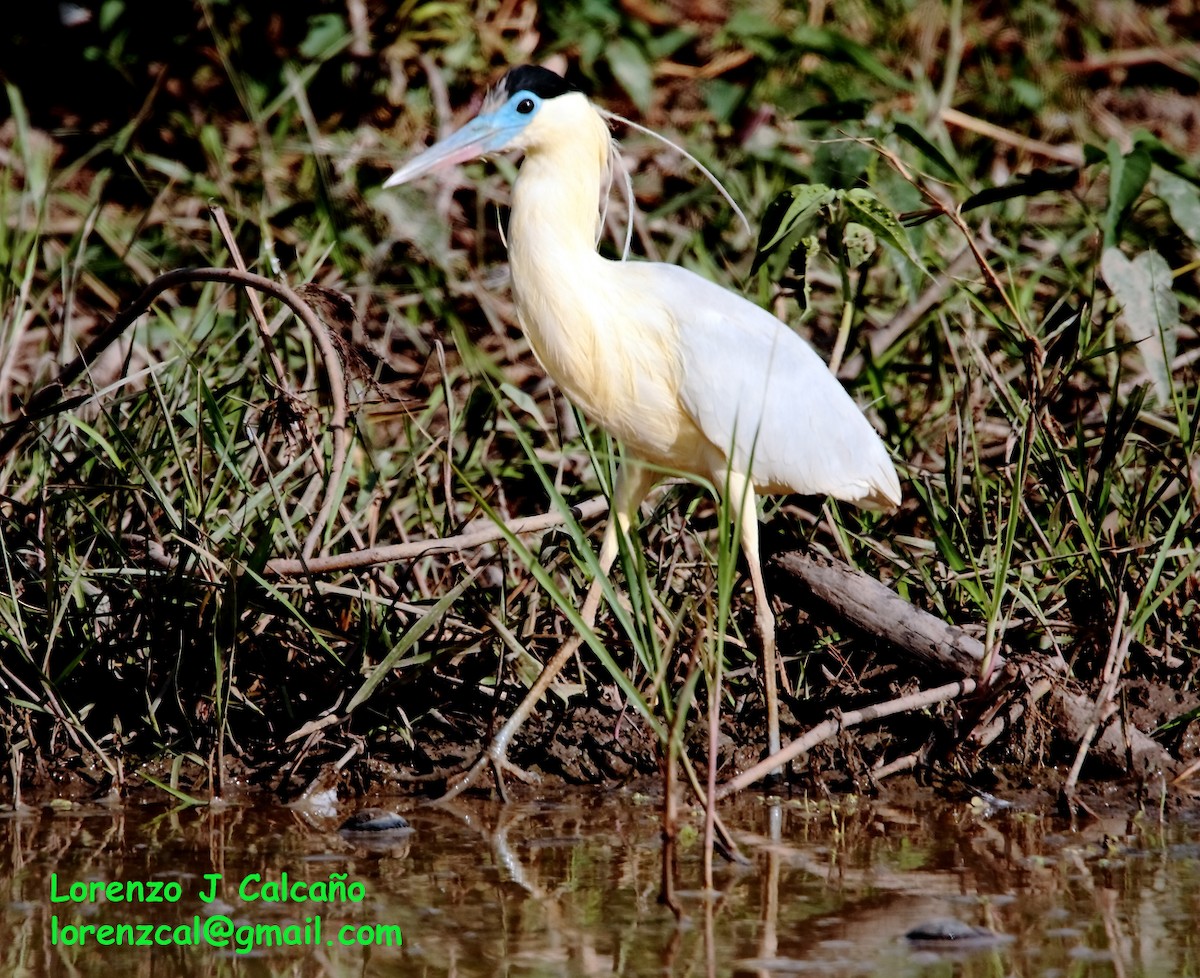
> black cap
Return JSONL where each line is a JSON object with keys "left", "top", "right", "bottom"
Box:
{"left": 501, "top": 65, "right": 573, "bottom": 100}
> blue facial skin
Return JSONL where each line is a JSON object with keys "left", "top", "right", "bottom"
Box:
{"left": 386, "top": 65, "right": 579, "bottom": 187}
{"left": 385, "top": 87, "right": 553, "bottom": 187}
{"left": 466, "top": 89, "right": 546, "bottom": 153}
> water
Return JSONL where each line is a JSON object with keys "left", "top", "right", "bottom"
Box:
{"left": 2, "top": 786, "right": 1198, "bottom": 976}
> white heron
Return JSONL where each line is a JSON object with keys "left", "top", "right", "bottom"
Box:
{"left": 385, "top": 65, "right": 901, "bottom": 796}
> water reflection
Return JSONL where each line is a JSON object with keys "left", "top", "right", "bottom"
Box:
{"left": 1, "top": 787, "right": 1197, "bottom": 976}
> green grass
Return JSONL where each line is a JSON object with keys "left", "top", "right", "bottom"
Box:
{"left": 0, "top": 0, "right": 1197, "bottom": 797}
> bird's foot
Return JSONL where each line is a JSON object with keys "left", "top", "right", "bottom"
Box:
{"left": 435, "top": 745, "right": 541, "bottom": 804}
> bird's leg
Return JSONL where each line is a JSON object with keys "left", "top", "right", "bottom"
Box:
{"left": 437, "top": 464, "right": 655, "bottom": 802}
{"left": 726, "top": 473, "right": 784, "bottom": 776}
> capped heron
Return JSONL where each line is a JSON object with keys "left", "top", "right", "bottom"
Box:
{"left": 386, "top": 65, "right": 901, "bottom": 796}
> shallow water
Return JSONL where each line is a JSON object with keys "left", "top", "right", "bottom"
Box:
{"left": 2, "top": 786, "right": 1198, "bottom": 976}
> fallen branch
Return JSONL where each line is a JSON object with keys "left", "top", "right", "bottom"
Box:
{"left": 751, "top": 548, "right": 1177, "bottom": 789}
{"left": 1063, "top": 592, "right": 1131, "bottom": 795}
{"left": 139, "top": 495, "right": 610, "bottom": 576}
{"left": 773, "top": 550, "right": 992, "bottom": 674}
{"left": 717, "top": 677, "right": 980, "bottom": 798}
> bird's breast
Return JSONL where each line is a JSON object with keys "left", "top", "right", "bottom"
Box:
{"left": 511, "top": 260, "right": 700, "bottom": 465}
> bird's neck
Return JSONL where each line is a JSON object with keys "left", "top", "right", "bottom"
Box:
{"left": 502, "top": 101, "right": 621, "bottom": 418}
{"left": 507, "top": 106, "right": 610, "bottom": 270}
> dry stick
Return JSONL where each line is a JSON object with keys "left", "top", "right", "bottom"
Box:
{"left": 872, "top": 752, "right": 920, "bottom": 779}
{"left": 211, "top": 208, "right": 288, "bottom": 389}
{"left": 775, "top": 550, "right": 991, "bottom": 674}
{"left": 281, "top": 496, "right": 607, "bottom": 574}
{"left": 0, "top": 267, "right": 348, "bottom": 560}
{"left": 719, "top": 678, "right": 981, "bottom": 798}
{"left": 1063, "top": 45, "right": 1200, "bottom": 75}
{"left": 1063, "top": 592, "right": 1132, "bottom": 796}
{"left": 939, "top": 107, "right": 1086, "bottom": 166}
{"left": 762, "top": 550, "right": 1177, "bottom": 788}
{"left": 970, "top": 672, "right": 1055, "bottom": 750}
{"left": 138, "top": 497, "right": 610, "bottom": 575}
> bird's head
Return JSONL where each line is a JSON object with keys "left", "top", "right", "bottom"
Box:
{"left": 384, "top": 65, "right": 591, "bottom": 188}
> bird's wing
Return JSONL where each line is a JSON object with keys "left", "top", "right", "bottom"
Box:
{"left": 646, "top": 263, "right": 901, "bottom": 509}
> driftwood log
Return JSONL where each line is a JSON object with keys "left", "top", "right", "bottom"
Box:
{"left": 768, "top": 549, "right": 1177, "bottom": 783}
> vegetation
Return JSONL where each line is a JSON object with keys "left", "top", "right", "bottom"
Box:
{"left": 0, "top": 0, "right": 1196, "bottom": 802}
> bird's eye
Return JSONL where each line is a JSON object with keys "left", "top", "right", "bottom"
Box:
{"left": 516, "top": 97, "right": 535, "bottom": 114}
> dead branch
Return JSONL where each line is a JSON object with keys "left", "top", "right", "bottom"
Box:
{"left": 717, "top": 677, "right": 980, "bottom": 798}
{"left": 139, "top": 494, "right": 610, "bottom": 576}
{"left": 766, "top": 548, "right": 1177, "bottom": 785}
{"left": 773, "top": 550, "right": 992, "bottom": 675}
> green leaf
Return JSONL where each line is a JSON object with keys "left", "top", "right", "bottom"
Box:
{"left": 137, "top": 773, "right": 205, "bottom": 807}
{"left": 755, "top": 183, "right": 836, "bottom": 254}
{"left": 346, "top": 576, "right": 475, "bottom": 714}
{"left": 1154, "top": 167, "right": 1200, "bottom": 247}
{"left": 1091, "top": 383, "right": 1146, "bottom": 516}
{"left": 725, "top": 8, "right": 787, "bottom": 40}
{"left": 1103, "top": 142, "right": 1152, "bottom": 248}
{"left": 606, "top": 37, "right": 653, "bottom": 112}
{"left": 892, "top": 119, "right": 963, "bottom": 183}
{"left": 843, "top": 221, "right": 875, "bottom": 268}
{"left": 813, "top": 138, "right": 874, "bottom": 189}
{"left": 1010, "top": 78, "right": 1044, "bottom": 110}
{"left": 1100, "top": 247, "right": 1180, "bottom": 404}
{"left": 789, "top": 25, "right": 911, "bottom": 91}
{"left": 703, "top": 79, "right": 744, "bottom": 125}
{"left": 841, "top": 188, "right": 918, "bottom": 264}
{"left": 960, "top": 166, "right": 1079, "bottom": 212}
{"left": 299, "top": 13, "right": 348, "bottom": 59}
{"left": 796, "top": 98, "right": 872, "bottom": 122}
{"left": 1141, "top": 138, "right": 1200, "bottom": 183}
{"left": 99, "top": 0, "right": 124, "bottom": 33}
{"left": 794, "top": 234, "right": 821, "bottom": 318}
{"left": 499, "top": 381, "right": 552, "bottom": 433}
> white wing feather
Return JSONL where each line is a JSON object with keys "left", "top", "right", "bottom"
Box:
{"left": 647, "top": 264, "right": 901, "bottom": 509}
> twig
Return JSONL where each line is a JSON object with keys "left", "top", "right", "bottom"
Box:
{"left": 773, "top": 549, "right": 995, "bottom": 675}
{"left": 1061, "top": 45, "right": 1200, "bottom": 75}
{"left": 140, "top": 495, "right": 610, "bottom": 576}
{"left": 1063, "top": 592, "right": 1131, "bottom": 796}
{"left": 344, "top": 0, "right": 371, "bottom": 57}
{"left": 717, "top": 678, "right": 980, "bottom": 797}
{"left": 872, "top": 751, "right": 921, "bottom": 780}
{"left": 939, "top": 107, "right": 1085, "bottom": 166}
